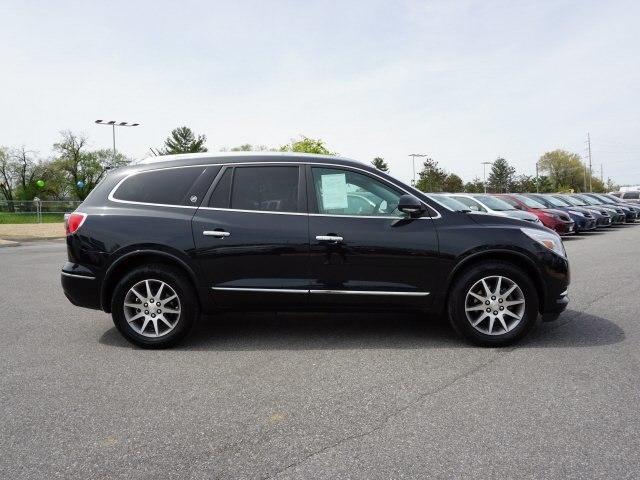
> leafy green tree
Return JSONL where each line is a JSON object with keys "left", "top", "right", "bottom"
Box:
{"left": 371, "top": 157, "right": 389, "bottom": 172}
{"left": 157, "top": 126, "right": 208, "bottom": 155}
{"left": 510, "top": 174, "right": 536, "bottom": 193}
{"left": 442, "top": 173, "right": 464, "bottom": 192}
{"left": 279, "top": 136, "right": 335, "bottom": 155}
{"left": 415, "top": 158, "right": 447, "bottom": 192}
{"left": 464, "top": 177, "right": 485, "bottom": 193}
{"left": 53, "top": 131, "right": 129, "bottom": 200}
{"left": 605, "top": 178, "right": 619, "bottom": 192}
{"left": 487, "top": 157, "right": 515, "bottom": 193}
{"left": 537, "top": 150, "right": 589, "bottom": 192}
{"left": 0, "top": 147, "right": 15, "bottom": 202}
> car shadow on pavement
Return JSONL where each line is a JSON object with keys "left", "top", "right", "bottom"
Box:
{"left": 99, "top": 308, "right": 624, "bottom": 351}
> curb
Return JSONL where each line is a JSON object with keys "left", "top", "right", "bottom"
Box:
{"left": 0, "top": 239, "right": 21, "bottom": 248}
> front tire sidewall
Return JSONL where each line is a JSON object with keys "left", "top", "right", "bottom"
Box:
{"left": 448, "top": 262, "right": 539, "bottom": 347}
{"left": 111, "top": 265, "right": 197, "bottom": 348}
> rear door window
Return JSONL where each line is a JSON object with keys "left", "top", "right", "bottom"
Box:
{"left": 113, "top": 167, "right": 208, "bottom": 206}
{"left": 231, "top": 166, "right": 300, "bottom": 213}
{"left": 623, "top": 192, "right": 640, "bottom": 199}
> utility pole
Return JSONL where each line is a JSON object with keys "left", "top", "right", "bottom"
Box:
{"left": 481, "top": 161, "right": 493, "bottom": 193}
{"left": 408, "top": 153, "right": 427, "bottom": 187}
{"left": 600, "top": 164, "right": 603, "bottom": 183}
{"left": 583, "top": 162, "right": 587, "bottom": 191}
{"left": 535, "top": 161, "right": 539, "bottom": 193}
{"left": 587, "top": 133, "right": 593, "bottom": 192}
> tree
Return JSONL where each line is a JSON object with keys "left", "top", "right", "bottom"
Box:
{"left": 487, "top": 157, "right": 515, "bottom": 193}
{"left": 510, "top": 174, "right": 536, "bottom": 193}
{"left": 415, "top": 158, "right": 447, "bottom": 192}
{"left": 442, "top": 173, "right": 464, "bottom": 192}
{"left": 0, "top": 147, "right": 15, "bottom": 202}
{"left": 53, "top": 131, "right": 129, "bottom": 200}
{"left": 279, "top": 136, "right": 335, "bottom": 155}
{"left": 605, "top": 178, "right": 619, "bottom": 192}
{"left": 537, "top": 150, "right": 590, "bottom": 192}
{"left": 371, "top": 157, "right": 389, "bottom": 172}
{"left": 464, "top": 177, "right": 485, "bottom": 193}
{"left": 157, "top": 126, "right": 208, "bottom": 155}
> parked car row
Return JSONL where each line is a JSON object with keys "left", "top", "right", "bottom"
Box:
{"left": 432, "top": 192, "right": 640, "bottom": 236}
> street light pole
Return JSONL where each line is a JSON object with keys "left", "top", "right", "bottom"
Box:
{"left": 408, "top": 153, "right": 427, "bottom": 187}
{"left": 95, "top": 120, "right": 140, "bottom": 160}
{"left": 481, "top": 161, "right": 493, "bottom": 193}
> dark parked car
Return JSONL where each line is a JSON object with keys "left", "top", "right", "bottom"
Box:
{"left": 572, "top": 194, "right": 626, "bottom": 224}
{"left": 523, "top": 194, "right": 601, "bottom": 231}
{"left": 549, "top": 194, "right": 613, "bottom": 227}
{"left": 61, "top": 153, "right": 569, "bottom": 348}
{"left": 582, "top": 193, "right": 639, "bottom": 222}
{"left": 495, "top": 194, "right": 576, "bottom": 235}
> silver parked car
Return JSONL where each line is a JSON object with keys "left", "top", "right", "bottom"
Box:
{"left": 446, "top": 194, "right": 541, "bottom": 224}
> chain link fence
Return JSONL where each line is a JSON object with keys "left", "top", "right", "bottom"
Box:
{"left": 0, "top": 200, "right": 82, "bottom": 224}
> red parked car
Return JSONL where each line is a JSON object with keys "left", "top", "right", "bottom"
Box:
{"left": 496, "top": 194, "right": 575, "bottom": 235}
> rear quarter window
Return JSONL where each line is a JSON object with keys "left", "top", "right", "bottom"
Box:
{"left": 112, "top": 167, "right": 208, "bottom": 206}
{"left": 623, "top": 192, "right": 640, "bottom": 199}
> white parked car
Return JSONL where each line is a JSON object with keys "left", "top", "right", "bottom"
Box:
{"left": 446, "top": 194, "right": 541, "bottom": 224}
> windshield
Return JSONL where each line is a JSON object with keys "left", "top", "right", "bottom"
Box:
{"left": 576, "top": 195, "right": 600, "bottom": 205}
{"left": 548, "top": 195, "right": 572, "bottom": 207}
{"left": 525, "top": 194, "right": 553, "bottom": 208}
{"left": 593, "top": 194, "right": 616, "bottom": 204}
{"left": 428, "top": 194, "right": 470, "bottom": 211}
{"left": 512, "top": 194, "right": 545, "bottom": 209}
{"left": 474, "top": 195, "right": 515, "bottom": 211}
{"left": 541, "top": 195, "right": 569, "bottom": 207}
{"left": 562, "top": 195, "right": 587, "bottom": 206}
{"left": 604, "top": 194, "right": 623, "bottom": 203}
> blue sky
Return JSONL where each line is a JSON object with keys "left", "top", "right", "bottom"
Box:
{"left": 1, "top": 0, "right": 639, "bottom": 185}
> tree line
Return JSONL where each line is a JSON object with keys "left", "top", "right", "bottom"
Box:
{"left": 0, "top": 126, "right": 617, "bottom": 203}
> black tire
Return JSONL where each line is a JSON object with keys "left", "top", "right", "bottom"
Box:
{"left": 111, "top": 263, "right": 198, "bottom": 348}
{"left": 447, "top": 260, "right": 539, "bottom": 347}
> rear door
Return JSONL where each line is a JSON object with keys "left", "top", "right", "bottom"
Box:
{"left": 191, "top": 163, "right": 309, "bottom": 308}
{"left": 306, "top": 165, "right": 439, "bottom": 310}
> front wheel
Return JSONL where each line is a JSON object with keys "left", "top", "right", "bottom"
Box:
{"left": 447, "top": 261, "right": 539, "bottom": 346}
{"left": 111, "top": 264, "right": 198, "bottom": 348}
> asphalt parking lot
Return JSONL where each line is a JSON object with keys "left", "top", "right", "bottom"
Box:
{"left": 2, "top": 226, "right": 639, "bottom": 479}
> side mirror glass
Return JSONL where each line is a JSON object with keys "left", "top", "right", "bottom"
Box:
{"left": 398, "top": 194, "right": 426, "bottom": 217}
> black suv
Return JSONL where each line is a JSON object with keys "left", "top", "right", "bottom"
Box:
{"left": 61, "top": 153, "right": 569, "bottom": 347}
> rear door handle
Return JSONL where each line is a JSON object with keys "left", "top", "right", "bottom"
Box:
{"left": 316, "top": 235, "right": 343, "bottom": 243}
{"left": 203, "top": 230, "right": 230, "bottom": 238}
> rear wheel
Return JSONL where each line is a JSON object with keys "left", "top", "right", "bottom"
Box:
{"left": 111, "top": 264, "right": 198, "bottom": 348}
{"left": 448, "top": 261, "right": 539, "bottom": 346}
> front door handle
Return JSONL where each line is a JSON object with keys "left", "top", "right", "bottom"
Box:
{"left": 203, "top": 230, "right": 230, "bottom": 238}
{"left": 316, "top": 235, "right": 343, "bottom": 243}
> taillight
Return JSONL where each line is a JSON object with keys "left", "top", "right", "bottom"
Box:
{"left": 65, "top": 212, "right": 87, "bottom": 235}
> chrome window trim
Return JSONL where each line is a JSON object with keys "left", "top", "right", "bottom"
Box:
{"left": 212, "top": 287, "right": 430, "bottom": 296}
{"left": 108, "top": 161, "right": 443, "bottom": 218}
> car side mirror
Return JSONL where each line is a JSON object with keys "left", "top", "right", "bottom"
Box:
{"left": 398, "top": 194, "right": 426, "bottom": 217}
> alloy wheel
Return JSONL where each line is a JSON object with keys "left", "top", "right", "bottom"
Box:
{"left": 123, "top": 279, "right": 181, "bottom": 337}
{"left": 464, "top": 275, "right": 525, "bottom": 335}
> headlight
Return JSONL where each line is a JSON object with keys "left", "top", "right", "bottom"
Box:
{"left": 521, "top": 227, "right": 566, "bottom": 259}
{"left": 568, "top": 210, "right": 584, "bottom": 217}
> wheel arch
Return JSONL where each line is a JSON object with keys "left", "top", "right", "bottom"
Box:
{"left": 445, "top": 250, "right": 545, "bottom": 313}
{"left": 100, "top": 249, "right": 201, "bottom": 313}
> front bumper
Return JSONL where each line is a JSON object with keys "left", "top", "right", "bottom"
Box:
{"left": 541, "top": 290, "right": 569, "bottom": 321}
{"left": 556, "top": 221, "right": 575, "bottom": 235}
{"left": 575, "top": 218, "right": 597, "bottom": 231}
{"left": 61, "top": 262, "right": 102, "bottom": 310}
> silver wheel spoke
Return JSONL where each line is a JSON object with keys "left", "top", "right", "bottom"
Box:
{"left": 480, "top": 279, "right": 490, "bottom": 297}
{"left": 163, "top": 308, "right": 179, "bottom": 314}
{"left": 155, "top": 282, "right": 165, "bottom": 300}
{"left": 145, "top": 280, "right": 152, "bottom": 298}
{"left": 162, "top": 294, "right": 177, "bottom": 305}
{"left": 497, "top": 316, "right": 508, "bottom": 332}
{"left": 465, "top": 305, "right": 486, "bottom": 312}
{"left": 140, "top": 317, "right": 151, "bottom": 332}
{"left": 503, "top": 299, "right": 524, "bottom": 307}
{"left": 501, "top": 284, "right": 517, "bottom": 298}
{"left": 503, "top": 308, "right": 522, "bottom": 320}
{"left": 488, "top": 317, "right": 495, "bottom": 334}
{"left": 127, "top": 312, "right": 144, "bottom": 323}
{"left": 494, "top": 276, "right": 502, "bottom": 296}
{"left": 124, "top": 303, "right": 141, "bottom": 309}
{"left": 469, "top": 291, "right": 486, "bottom": 303}
{"left": 158, "top": 316, "right": 173, "bottom": 328}
{"left": 131, "top": 288, "right": 146, "bottom": 302}
{"left": 152, "top": 319, "right": 159, "bottom": 336}
{"left": 472, "top": 312, "right": 489, "bottom": 326}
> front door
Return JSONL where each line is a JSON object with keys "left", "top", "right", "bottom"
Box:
{"left": 306, "top": 165, "right": 439, "bottom": 310}
{"left": 192, "top": 164, "right": 309, "bottom": 308}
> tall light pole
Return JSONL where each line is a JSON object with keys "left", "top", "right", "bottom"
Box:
{"left": 95, "top": 120, "right": 140, "bottom": 160}
{"left": 409, "top": 153, "right": 427, "bottom": 186}
{"left": 481, "top": 161, "right": 493, "bottom": 193}
{"left": 535, "top": 160, "right": 540, "bottom": 193}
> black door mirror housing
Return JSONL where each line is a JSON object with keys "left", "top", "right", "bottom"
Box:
{"left": 398, "top": 194, "right": 426, "bottom": 217}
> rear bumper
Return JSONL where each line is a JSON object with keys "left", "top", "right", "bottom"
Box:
{"left": 61, "top": 262, "right": 102, "bottom": 310}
